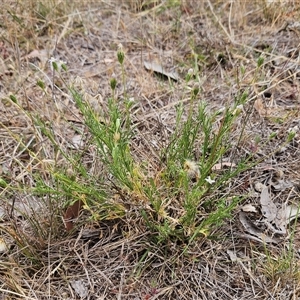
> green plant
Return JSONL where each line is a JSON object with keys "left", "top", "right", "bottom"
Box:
{"left": 47, "top": 49, "right": 254, "bottom": 245}
{"left": 263, "top": 245, "right": 300, "bottom": 284}
{"left": 4, "top": 42, "right": 295, "bottom": 256}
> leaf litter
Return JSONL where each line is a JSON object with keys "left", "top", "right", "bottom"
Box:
{"left": 144, "top": 60, "right": 179, "bottom": 81}
{"left": 239, "top": 183, "right": 299, "bottom": 243}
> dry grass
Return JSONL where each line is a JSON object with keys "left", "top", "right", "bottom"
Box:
{"left": 1, "top": 0, "right": 300, "bottom": 299}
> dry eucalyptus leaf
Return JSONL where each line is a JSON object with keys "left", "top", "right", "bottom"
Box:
{"left": 71, "top": 134, "right": 84, "bottom": 149}
{"left": 284, "top": 204, "right": 299, "bottom": 224}
{"left": 256, "top": 183, "right": 294, "bottom": 234}
{"left": 227, "top": 250, "right": 239, "bottom": 262}
{"left": 271, "top": 179, "right": 294, "bottom": 191}
{"left": 239, "top": 211, "right": 280, "bottom": 244}
{"left": 144, "top": 61, "right": 179, "bottom": 81}
{"left": 273, "top": 206, "right": 287, "bottom": 234}
{"left": 260, "top": 186, "right": 277, "bottom": 223}
{"left": 64, "top": 200, "right": 83, "bottom": 232}
{"left": 241, "top": 204, "right": 257, "bottom": 213}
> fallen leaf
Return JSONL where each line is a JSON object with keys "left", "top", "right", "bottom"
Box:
{"left": 256, "top": 185, "right": 293, "bottom": 234}
{"left": 271, "top": 179, "right": 294, "bottom": 191}
{"left": 283, "top": 204, "right": 299, "bottom": 224}
{"left": 227, "top": 249, "right": 239, "bottom": 262}
{"left": 241, "top": 204, "right": 257, "bottom": 213}
{"left": 71, "top": 134, "right": 84, "bottom": 149}
{"left": 264, "top": 215, "right": 287, "bottom": 235}
{"left": 239, "top": 211, "right": 280, "bottom": 244}
{"left": 63, "top": 200, "right": 83, "bottom": 232}
{"left": 144, "top": 61, "right": 179, "bottom": 81}
{"left": 260, "top": 185, "right": 277, "bottom": 223}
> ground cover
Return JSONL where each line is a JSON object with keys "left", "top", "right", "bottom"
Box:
{"left": 1, "top": 1, "right": 300, "bottom": 299}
